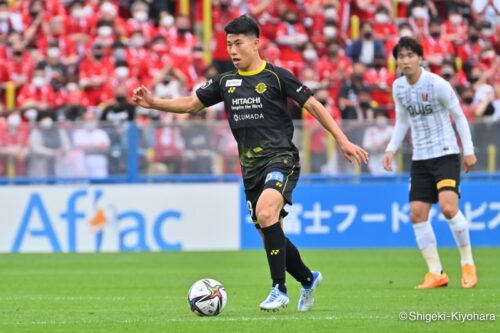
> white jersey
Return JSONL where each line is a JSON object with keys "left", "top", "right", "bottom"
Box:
{"left": 390, "top": 68, "right": 469, "bottom": 160}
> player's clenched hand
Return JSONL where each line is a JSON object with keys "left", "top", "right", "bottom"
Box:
{"left": 463, "top": 154, "right": 477, "bottom": 173}
{"left": 383, "top": 151, "right": 394, "bottom": 172}
{"left": 132, "top": 85, "right": 155, "bottom": 108}
{"left": 339, "top": 140, "right": 369, "bottom": 165}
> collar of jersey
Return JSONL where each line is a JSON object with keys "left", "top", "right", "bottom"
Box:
{"left": 238, "top": 61, "right": 267, "bottom": 76}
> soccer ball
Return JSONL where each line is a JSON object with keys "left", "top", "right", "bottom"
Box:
{"left": 187, "top": 278, "right": 227, "bottom": 316}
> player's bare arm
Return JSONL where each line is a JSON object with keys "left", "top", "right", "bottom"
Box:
{"left": 303, "top": 96, "right": 369, "bottom": 165}
{"left": 383, "top": 151, "right": 394, "bottom": 172}
{"left": 463, "top": 154, "right": 477, "bottom": 173}
{"left": 132, "top": 85, "right": 205, "bottom": 114}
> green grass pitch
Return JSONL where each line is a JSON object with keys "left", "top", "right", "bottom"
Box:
{"left": 1, "top": 249, "right": 498, "bottom": 333}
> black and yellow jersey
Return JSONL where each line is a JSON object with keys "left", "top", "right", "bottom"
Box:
{"left": 195, "top": 61, "right": 313, "bottom": 186}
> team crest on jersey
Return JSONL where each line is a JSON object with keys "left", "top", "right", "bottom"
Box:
{"left": 255, "top": 82, "right": 267, "bottom": 94}
{"left": 421, "top": 93, "right": 428, "bottom": 102}
{"left": 225, "top": 79, "right": 242, "bottom": 87}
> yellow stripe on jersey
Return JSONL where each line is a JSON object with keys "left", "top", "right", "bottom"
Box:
{"left": 437, "top": 179, "right": 457, "bottom": 189}
{"left": 238, "top": 61, "right": 267, "bottom": 76}
{"left": 263, "top": 69, "right": 282, "bottom": 94}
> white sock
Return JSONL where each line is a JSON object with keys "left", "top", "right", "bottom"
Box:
{"left": 447, "top": 211, "right": 474, "bottom": 266}
{"left": 412, "top": 221, "right": 443, "bottom": 275}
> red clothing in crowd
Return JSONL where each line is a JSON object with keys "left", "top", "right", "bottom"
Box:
{"left": 17, "top": 83, "right": 56, "bottom": 108}
{"left": 421, "top": 36, "right": 453, "bottom": 74}
{"left": 212, "top": 6, "right": 241, "bottom": 62}
{"left": 0, "top": 123, "right": 30, "bottom": 176}
{"left": 317, "top": 54, "right": 352, "bottom": 101}
{"left": 78, "top": 55, "right": 114, "bottom": 106}
{"left": 363, "top": 67, "right": 395, "bottom": 108}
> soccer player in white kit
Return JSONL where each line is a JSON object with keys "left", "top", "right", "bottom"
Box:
{"left": 383, "top": 37, "right": 478, "bottom": 289}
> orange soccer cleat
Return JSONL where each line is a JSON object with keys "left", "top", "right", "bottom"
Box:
{"left": 415, "top": 272, "right": 449, "bottom": 289}
{"left": 461, "top": 264, "right": 478, "bottom": 288}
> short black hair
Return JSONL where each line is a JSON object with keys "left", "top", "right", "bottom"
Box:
{"left": 224, "top": 15, "right": 260, "bottom": 38}
{"left": 392, "top": 37, "right": 423, "bottom": 58}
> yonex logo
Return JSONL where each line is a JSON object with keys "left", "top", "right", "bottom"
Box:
{"left": 228, "top": 87, "right": 236, "bottom": 93}
{"left": 225, "top": 79, "right": 242, "bottom": 87}
{"left": 270, "top": 250, "right": 280, "bottom": 255}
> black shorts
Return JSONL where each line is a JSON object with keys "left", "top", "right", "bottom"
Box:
{"left": 410, "top": 154, "right": 461, "bottom": 204}
{"left": 244, "top": 162, "right": 300, "bottom": 229}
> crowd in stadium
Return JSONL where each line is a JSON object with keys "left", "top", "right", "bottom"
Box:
{"left": 0, "top": 0, "right": 499, "bottom": 177}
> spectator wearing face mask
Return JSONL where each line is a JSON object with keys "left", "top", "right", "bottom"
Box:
{"left": 37, "top": 16, "right": 77, "bottom": 63}
{"left": 443, "top": 7, "right": 468, "bottom": 45}
{"left": 212, "top": 0, "right": 241, "bottom": 73}
{"left": 338, "top": 62, "right": 368, "bottom": 120}
{"left": 352, "top": 0, "right": 393, "bottom": 22}
{"left": 362, "top": 108, "right": 395, "bottom": 174}
{"left": 92, "top": 19, "right": 116, "bottom": 49}
{"left": 477, "top": 42, "right": 497, "bottom": 72}
{"left": 90, "top": 1, "right": 127, "bottom": 39}
{"left": 17, "top": 68, "right": 56, "bottom": 121}
{"left": 407, "top": 0, "right": 437, "bottom": 38}
{"left": 165, "top": 15, "right": 200, "bottom": 90}
{"left": 460, "top": 86, "right": 477, "bottom": 120}
{"left": 27, "top": 112, "right": 71, "bottom": 178}
{"left": 157, "top": 11, "right": 175, "bottom": 37}
{"left": 72, "top": 111, "right": 111, "bottom": 178}
{"left": 37, "top": 41, "right": 69, "bottom": 83}
{"left": 440, "top": 60, "right": 468, "bottom": 90}
{"left": 275, "top": 9, "right": 309, "bottom": 76}
{"left": 66, "top": 0, "right": 93, "bottom": 41}
{"left": 309, "top": 2, "right": 340, "bottom": 54}
{"left": 146, "top": 35, "right": 173, "bottom": 85}
{"left": 317, "top": 40, "right": 353, "bottom": 103}
{"left": 3, "top": 45, "right": 34, "bottom": 100}
{"left": 101, "top": 86, "right": 137, "bottom": 123}
{"left": 421, "top": 18, "right": 453, "bottom": 74}
{"left": 301, "top": 42, "right": 319, "bottom": 69}
{"left": 78, "top": 43, "right": 114, "bottom": 106}
{"left": 101, "top": 60, "right": 139, "bottom": 104}
{"left": 363, "top": 54, "right": 395, "bottom": 112}
{"left": 302, "top": 87, "right": 341, "bottom": 173}
{"left": 457, "top": 24, "right": 484, "bottom": 67}
{"left": 126, "top": 1, "right": 156, "bottom": 40}
{"left": 347, "top": 21, "right": 385, "bottom": 66}
{"left": 384, "top": 22, "right": 414, "bottom": 59}
{"left": 0, "top": 112, "right": 30, "bottom": 177}
{"left": 372, "top": 5, "right": 398, "bottom": 43}
{"left": 247, "top": 0, "right": 281, "bottom": 40}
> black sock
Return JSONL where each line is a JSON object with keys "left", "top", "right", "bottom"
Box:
{"left": 261, "top": 222, "right": 287, "bottom": 293}
{"left": 285, "top": 237, "right": 314, "bottom": 287}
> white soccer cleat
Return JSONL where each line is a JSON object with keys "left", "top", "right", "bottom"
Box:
{"left": 259, "top": 285, "right": 289, "bottom": 312}
{"left": 298, "top": 271, "right": 323, "bottom": 312}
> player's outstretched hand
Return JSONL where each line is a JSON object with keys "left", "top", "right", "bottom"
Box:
{"left": 383, "top": 151, "right": 394, "bottom": 172}
{"left": 463, "top": 154, "right": 477, "bottom": 173}
{"left": 339, "top": 141, "right": 369, "bottom": 165}
{"left": 132, "top": 85, "right": 155, "bottom": 109}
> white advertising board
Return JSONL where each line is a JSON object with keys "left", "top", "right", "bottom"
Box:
{"left": 0, "top": 183, "right": 240, "bottom": 252}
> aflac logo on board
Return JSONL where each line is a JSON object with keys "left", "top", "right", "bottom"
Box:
{"left": 11, "top": 188, "right": 182, "bottom": 252}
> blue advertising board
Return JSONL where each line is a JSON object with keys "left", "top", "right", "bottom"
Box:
{"left": 241, "top": 181, "right": 500, "bottom": 249}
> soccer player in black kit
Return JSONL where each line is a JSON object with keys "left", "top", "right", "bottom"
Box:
{"left": 133, "top": 15, "right": 368, "bottom": 312}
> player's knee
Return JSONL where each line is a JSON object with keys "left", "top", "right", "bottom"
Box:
{"left": 256, "top": 208, "right": 275, "bottom": 227}
{"left": 410, "top": 211, "right": 427, "bottom": 223}
{"left": 440, "top": 203, "right": 458, "bottom": 219}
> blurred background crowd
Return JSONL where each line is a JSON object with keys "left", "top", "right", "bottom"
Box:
{"left": 0, "top": 0, "right": 499, "bottom": 178}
